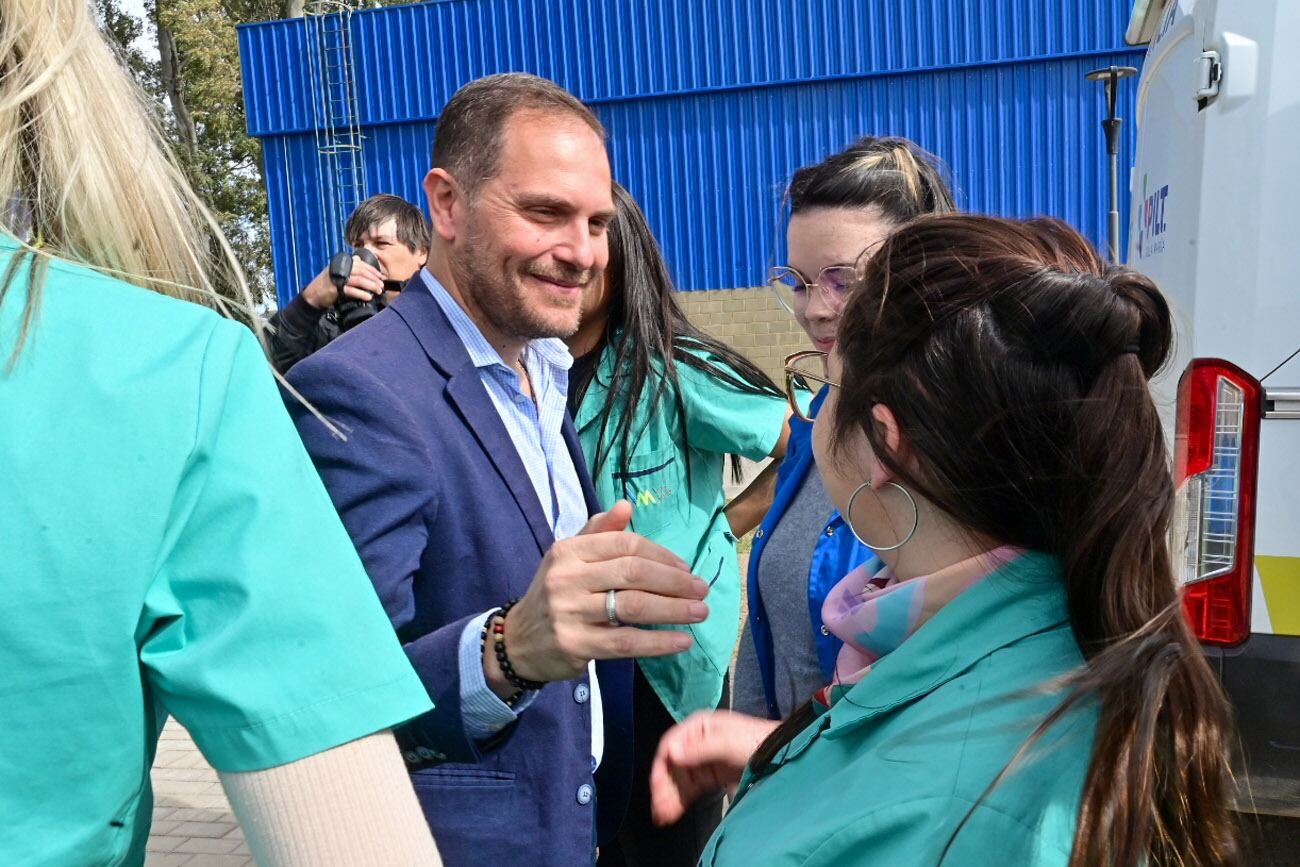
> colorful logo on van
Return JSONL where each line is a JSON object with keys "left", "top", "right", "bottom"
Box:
{"left": 1155, "top": 0, "right": 1178, "bottom": 45}
{"left": 1137, "top": 174, "right": 1169, "bottom": 257}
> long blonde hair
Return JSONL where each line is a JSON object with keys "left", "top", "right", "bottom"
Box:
{"left": 0, "top": 0, "right": 256, "bottom": 364}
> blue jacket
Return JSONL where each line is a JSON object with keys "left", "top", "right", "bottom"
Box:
{"left": 745, "top": 387, "right": 878, "bottom": 720}
{"left": 285, "top": 287, "right": 633, "bottom": 867}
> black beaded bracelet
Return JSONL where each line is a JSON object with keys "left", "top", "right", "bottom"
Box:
{"left": 492, "top": 598, "right": 545, "bottom": 692}
{"left": 478, "top": 610, "right": 523, "bottom": 707}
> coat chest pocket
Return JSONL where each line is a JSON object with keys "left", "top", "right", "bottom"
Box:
{"left": 611, "top": 447, "right": 684, "bottom": 538}
{"left": 411, "top": 766, "right": 516, "bottom": 789}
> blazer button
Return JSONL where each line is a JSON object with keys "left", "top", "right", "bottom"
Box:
{"left": 403, "top": 751, "right": 421, "bottom": 766}
{"left": 576, "top": 784, "right": 594, "bottom": 805}
{"left": 416, "top": 746, "right": 446, "bottom": 762}
{"left": 573, "top": 683, "right": 590, "bottom": 704}
{"left": 754, "top": 529, "right": 764, "bottom": 539}
{"left": 821, "top": 625, "right": 830, "bottom": 636}
{"left": 824, "top": 526, "right": 835, "bottom": 537}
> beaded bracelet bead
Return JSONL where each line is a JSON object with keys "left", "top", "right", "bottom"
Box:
{"left": 491, "top": 598, "right": 545, "bottom": 693}
{"left": 479, "top": 609, "right": 523, "bottom": 707}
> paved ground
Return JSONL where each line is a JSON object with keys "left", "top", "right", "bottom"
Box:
{"left": 146, "top": 720, "right": 250, "bottom": 866}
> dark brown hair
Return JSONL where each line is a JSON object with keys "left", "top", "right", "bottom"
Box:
{"left": 431, "top": 72, "right": 605, "bottom": 196}
{"left": 344, "top": 194, "right": 430, "bottom": 253}
{"left": 752, "top": 214, "right": 1237, "bottom": 866}
{"left": 573, "top": 182, "right": 781, "bottom": 487}
{"left": 787, "top": 134, "right": 956, "bottom": 222}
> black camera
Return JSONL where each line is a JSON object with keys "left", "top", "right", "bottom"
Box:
{"left": 330, "top": 248, "right": 401, "bottom": 332}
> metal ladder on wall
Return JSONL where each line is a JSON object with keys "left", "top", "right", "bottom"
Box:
{"left": 304, "top": 0, "right": 367, "bottom": 254}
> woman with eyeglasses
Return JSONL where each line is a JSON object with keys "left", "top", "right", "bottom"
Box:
{"left": 650, "top": 214, "right": 1238, "bottom": 866}
{"left": 568, "top": 183, "right": 791, "bottom": 867}
{"left": 732, "top": 137, "right": 955, "bottom": 722}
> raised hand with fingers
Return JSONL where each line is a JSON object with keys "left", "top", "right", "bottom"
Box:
{"left": 300, "top": 254, "right": 387, "bottom": 309}
{"left": 481, "top": 500, "right": 710, "bottom": 698}
{"left": 649, "top": 710, "right": 779, "bottom": 826}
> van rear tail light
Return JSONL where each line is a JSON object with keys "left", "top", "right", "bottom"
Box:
{"left": 1171, "top": 359, "right": 1261, "bottom": 646}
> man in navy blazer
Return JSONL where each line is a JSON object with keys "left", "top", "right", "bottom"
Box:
{"left": 285, "top": 73, "right": 711, "bottom": 866}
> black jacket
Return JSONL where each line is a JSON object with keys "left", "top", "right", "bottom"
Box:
{"left": 266, "top": 294, "right": 340, "bottom": 374}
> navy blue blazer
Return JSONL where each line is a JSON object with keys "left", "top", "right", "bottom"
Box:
{"left": 284, "top": 285, "right": 633, "bottom": 866}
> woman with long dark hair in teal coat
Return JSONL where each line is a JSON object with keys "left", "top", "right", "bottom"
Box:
{"left": 568, "top": 183, "right": 791, "bottom": 865}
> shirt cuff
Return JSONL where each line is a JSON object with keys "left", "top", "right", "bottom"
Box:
{"left": 457, "top": 610, "right": 538, "bottom": 741}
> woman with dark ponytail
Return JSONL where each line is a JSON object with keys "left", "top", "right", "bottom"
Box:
{"left": 649, "top": 214, "right": 1238, "bottom": 866}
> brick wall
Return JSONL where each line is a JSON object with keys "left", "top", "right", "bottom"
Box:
{"left": 676, "top": 286, "right": 808, "bottom": 384}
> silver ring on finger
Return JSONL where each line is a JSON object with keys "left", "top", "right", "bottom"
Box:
{"left": 605, "top": 589, "right": 622, "bottom": 627}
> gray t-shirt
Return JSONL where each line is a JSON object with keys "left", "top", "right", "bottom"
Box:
{"left": 732, "top": 469, "right": 834, "bottom": 719}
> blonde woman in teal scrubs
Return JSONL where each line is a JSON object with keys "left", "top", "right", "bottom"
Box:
{"left": 650, "top": 216, "right": 1239, "bottom": 866}
{"left": 0, "top": 2, "right": 440, "bottom": 863}
{"left": 567, "top": 184, "right": 791, "bottom": 866}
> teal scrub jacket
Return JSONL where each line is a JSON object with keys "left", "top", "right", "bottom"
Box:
{"left": 704, "top": 552, "right": 1097, "bottom": 866}
{"left": 0, "top": 238, "right": 432, "bottom": 866}
{"left": 576, "top": 340, "right": 789, "bottom": 720}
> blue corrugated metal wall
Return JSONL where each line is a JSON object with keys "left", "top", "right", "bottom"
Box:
{"left": 239, "top": 0, "right": 1144, "bottom": 306}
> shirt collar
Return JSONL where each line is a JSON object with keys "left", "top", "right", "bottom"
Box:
{"left": 417, "top": 268, "right": 573, "bottom": 374}
{"left": 822, "top": 550, "right": 1070, "bottom": 737}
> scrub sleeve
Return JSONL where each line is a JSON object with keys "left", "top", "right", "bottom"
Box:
{"left": 138, "top": 322, "right": 433, "bottom": 772}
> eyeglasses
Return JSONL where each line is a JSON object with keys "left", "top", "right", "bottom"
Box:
{"left": 768, "top": 265, "right": 856, "bottom": 316}
{"left": 784, "top": 350, "right": 839, "bottom": 423}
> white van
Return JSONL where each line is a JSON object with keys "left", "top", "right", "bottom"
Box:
{"left": 1127, "top": 0, "right": 1300, "bottom": 819}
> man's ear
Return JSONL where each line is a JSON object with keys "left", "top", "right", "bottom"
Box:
{"left": 423, "top": 168, "right": 461, "bottom": 244}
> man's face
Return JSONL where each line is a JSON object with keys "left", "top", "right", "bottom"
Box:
{"left": 356, "top": 216, "right": 427, "bottom": 286}
{"left": 449, "top": 111, "right": 615, "bottom": 343}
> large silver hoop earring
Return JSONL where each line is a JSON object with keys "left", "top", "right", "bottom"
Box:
{"left": 845, "top": 481, "right": 919, "bottom": 551}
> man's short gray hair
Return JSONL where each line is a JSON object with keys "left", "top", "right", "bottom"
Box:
{"left": 431, "top": 73, "right": 606, "bottom": 196}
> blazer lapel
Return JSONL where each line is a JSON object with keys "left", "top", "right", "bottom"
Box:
{"left": 444, "top": 375, "right": 556, "bottom": 554}
{"left": 390, "top": 285, "right": 556, "bottom": 555}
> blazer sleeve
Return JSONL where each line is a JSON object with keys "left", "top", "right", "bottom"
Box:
{"left": 284, "top": 351, "right": 485, "bottom": 763}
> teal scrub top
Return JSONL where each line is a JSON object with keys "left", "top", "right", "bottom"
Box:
{"left": 575, "top": 340, "right": 789, "bottom": 720}
{"left": 702, "top": 552, "right": 1097, "bottom": 866}
{"left": 0, "top": 239, "right": 433, "bottom": 866}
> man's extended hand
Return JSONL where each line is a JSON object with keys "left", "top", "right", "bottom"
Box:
{"left": 482, "top": 500, "right": 707, "bottom": 695}
{"left": 300, "top": 255, "right": 386, "bottom": 309}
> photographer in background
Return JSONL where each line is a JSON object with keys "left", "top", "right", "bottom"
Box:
{"left": 268, "top": 194, "right": 431, "bottom": 373}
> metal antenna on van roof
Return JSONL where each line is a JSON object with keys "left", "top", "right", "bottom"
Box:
{"left": 1086, "top": 65, "right": 1138, "bottom": 264}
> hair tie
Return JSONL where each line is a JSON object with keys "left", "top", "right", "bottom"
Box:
{"left": 1123, "top": 343, "right": 1141, "bottom": 355}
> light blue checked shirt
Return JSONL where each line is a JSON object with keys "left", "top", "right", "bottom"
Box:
{"left": 418, "top": 271, "right": 602, "bottom": 761}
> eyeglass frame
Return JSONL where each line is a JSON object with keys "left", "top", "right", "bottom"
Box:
{"left": 783, "top": 350, "right": 839, "bottom": 423}
{"left": 767, "top": 264, "right": 857, "bottom": 315}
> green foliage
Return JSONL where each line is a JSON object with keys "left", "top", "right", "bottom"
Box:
{"left": 159, "top": 0, "right": 274, "bottom": 301}
{"left": 94, "top": 0, "right": 415, "bottom": 305}
{"left": 93, "top": 0, "right": 158, "bottom": 89}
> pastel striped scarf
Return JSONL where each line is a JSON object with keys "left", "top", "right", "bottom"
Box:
{"left": 814, "top": 546, "right": 1024, "bottom": 707}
